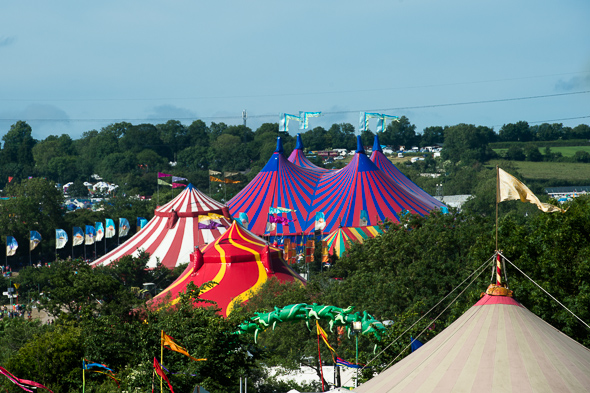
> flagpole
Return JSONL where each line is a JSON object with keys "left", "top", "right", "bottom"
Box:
{"left": 82, "top": 362, "right": 86, "bottom": 393}
{"left": 496, "top": 165, "right": 499, "bottom": 252}
{"left": 160, "top": 330, "right": 164, "bottom": 393}
{"left": 71, "top": 229, "right": 74, "bottom": 260}
{"left": 29, "top": 236, "right": 31, "bottom": 266}
{"left": 317, "top": 326, "right": 325, "bottom": 392}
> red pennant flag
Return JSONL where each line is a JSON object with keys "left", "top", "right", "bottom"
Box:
{"left": 153, "top": 358, "right": 174, "bottom": 393}
{"left": 8, "top": 176, "right": 13, "bottom": 183}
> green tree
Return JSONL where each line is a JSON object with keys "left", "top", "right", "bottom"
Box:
{"left": 499, "top": 121, "right": 532, "bottom": 142}
{"left": 420, "top": 126, "right": 445, "bottom": 146}
{"left": 505, "top": 145, "right": 525, "bottom": 161}
{"left": 381, "top": 116, "right": 417, "bottom": 148}
{"left": 441, "top": 123, "right": 496, "bottom": 164}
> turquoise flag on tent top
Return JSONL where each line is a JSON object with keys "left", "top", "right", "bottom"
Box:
{"left": 119, "top": 218, "right": 130, "bottom": 237}
{"left": 30, "top": 231, "right": 42, "bottom": 251}
{"left": 105, "top": 219, "right": 115, "bottom": 239}
{"left": 55, "top": 229, "right": 68, "bottom": 249}
{"left": 6, "top": 237, "right": 18, "bottom": 256}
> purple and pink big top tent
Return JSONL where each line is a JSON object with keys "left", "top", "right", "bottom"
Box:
{"left": 228, "top": 136, "right": 443, "bottom": 237}
{"left": 370, "top": 135, "right": 445, "bottom": 210}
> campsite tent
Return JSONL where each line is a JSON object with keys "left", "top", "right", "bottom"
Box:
{"left": 91, "top": 184, "right": 231, "bottom": 269}
{"left": 355, "top": 289, "right": 590, "bottom": 392}
{"left": 227, "top": 138, "right": 323, "bottom": 236}
{"left": 308, "top": 136, "right": 433, "bottom": 234}
{"left": 370, "top": 135, "right": 444, "bottom": 210}
{"left": 150, "top": 221, "right": 306, "bottom": 316}
{"left": 324, "top": 226, "right": 384, "bottom": 258}
{"left": 288, "top": 134, "right": 332, "bottom": 173}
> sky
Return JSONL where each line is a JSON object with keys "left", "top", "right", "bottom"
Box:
{"left": 1, "top": 0, "right": 589, "bottom": 142}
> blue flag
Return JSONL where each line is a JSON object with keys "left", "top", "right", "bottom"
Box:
{"left": 95, "top": 222, "right": 104, "bottom": 242}
{"left": 119, "top": 218, "right": 130, "bottom": 237}
{"left": 55, "top": 229, "right": 68, "bottom": 249}
{"left": 335, "top": 357, "right": 362, "bottom": 369}
{"left": 410, "top": 337, "right": 423, "bottom": 352}
{"left": 6, "top": 236, "right": 18, "bottom": 256}
{"left": 73, "top": 227, "right": 84, "bottom": 246}
{"left": 137, "top": 217, "right": 148, "bottom": 230}
{"left": 30, "top": 231, "right": 42, "bottom": 251}
{"left": 85, "top": 225, "right": 96, "bottom": 245}
{"left": 105, "top": 219, "right": 115, "bottom": 239}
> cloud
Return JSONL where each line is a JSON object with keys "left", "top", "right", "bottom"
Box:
{"left": 555, "top": 74, "right": 590, "bottom": 91}
{"left": 0, "top": 104, "right": 70, "bottom": 139}
{"left": 0, "top": 36, "right": 16, "bottom": 48}
{"left": 145, "top": 105, "right": 197, "bottom": 123}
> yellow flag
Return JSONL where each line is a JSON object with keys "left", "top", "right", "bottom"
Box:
{"left": 316, "top": 321, "right": 336, "bottom": 353}
{"left": 161, "top": 331, "right": 207, "bottom": 362}
{"left": 498, "top": 168, "right": 565, "bottom": 213}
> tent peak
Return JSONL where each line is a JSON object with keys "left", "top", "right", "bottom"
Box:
{"left": 355, "top": 135, "right": 366, "bottom": 154}
{"left": 372, "top": 135, "right": 382, "bottom": 153}
{"left": 275, "top": 137, "right": 284, "bottom": 154}
{"left": 295, "top": 134, "right": 304, "bottom": 150}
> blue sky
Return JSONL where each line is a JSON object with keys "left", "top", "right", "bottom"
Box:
{"left": 1, "top": 0, "right": 589, "bottom": 141}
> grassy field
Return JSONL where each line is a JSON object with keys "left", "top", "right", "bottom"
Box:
{"left": 493, "top": 146, "right": 590, "bottom": 157}
{"left": 487, "top": 160, "right": 590, "bottom": 183}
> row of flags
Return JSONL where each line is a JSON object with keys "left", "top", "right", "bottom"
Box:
{"left": 209, "top": 170, "right": 241, "bottom": 184}
{"left": 157, "top": 172, "right": 188, "bottom": 189}
{"left": 5, "top": 217, "right": 150, "bottom": 256}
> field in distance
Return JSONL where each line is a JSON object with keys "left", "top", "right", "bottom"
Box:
{"left": 493, "top": 146, "right": 590, "bottom": 157}
{"left": 488, "top": 160, "right": 590, "bottom": 183}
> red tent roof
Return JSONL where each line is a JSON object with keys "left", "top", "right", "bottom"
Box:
{"left": 91, "top": 184, "right": 230, "bottom": 269}
{"left": 288, "top": 134, "right": 331, "bottom": 173}
{"left": 150, "top": 221, "right": 306, "bottom": 316}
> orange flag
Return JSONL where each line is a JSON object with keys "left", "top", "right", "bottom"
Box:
{"left": 161, "top": 331, "right": 206, "bottom": 362}
{"left": 316, "top": 321, "right": 336, "bottom": 353}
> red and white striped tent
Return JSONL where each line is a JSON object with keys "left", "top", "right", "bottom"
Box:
{"left": 355, "top": 291, "right": 590, "bottom": 392}
{"left": 91, "top": 184, "right": 231, "bottom": 269}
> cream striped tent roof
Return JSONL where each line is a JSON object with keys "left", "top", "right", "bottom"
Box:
{"left": 355, "top": 294, "right": 590, "bottom": 393}
{"left": 91, "top": 184, "right": 231, "bottom": 269}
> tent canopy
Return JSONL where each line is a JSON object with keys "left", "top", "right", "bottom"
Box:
{"left": 91, "top": 184, "right": 230, "bottom": 269}
{"left": 288, "top": 133, "right": 331, "bottom": 173}
{"left": 355, "top": 291, "right": 590, "bottom": 392}
{"left": 324, "top": 226, "right": 384, "bottom": 258}
{"left": 151, "top": 221, "right": 306, "bottom": 317}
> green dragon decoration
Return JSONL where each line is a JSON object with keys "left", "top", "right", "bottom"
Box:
{"left": 236, "top": 303, "right": 387, "bottom": 342}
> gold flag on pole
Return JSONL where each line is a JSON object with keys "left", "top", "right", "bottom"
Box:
{"left": 498, "top": 168, "right": 565, "bottom": 213}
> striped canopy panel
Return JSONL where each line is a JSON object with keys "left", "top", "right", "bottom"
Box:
{"left": 227, "top": 138, "right": 323, "bottom": 236}
{"left": 288, "top": 134, "right": 332, "bottom": 173}
{"left": 150, "top": 221, "right": 306, "bottom": 317}
{"left": 307, "top": 142, "right": 432, "bottom": 234}
{"left": 355, "top": 294, "right": 590, "bottom": 393}
{"left": 370, "top": 135, "right": 444, "bottom": 210}
{"left": 324, "top": 226, "right": 384, "bottom": 258}
{"left": 91, "top": 184, "right": 230, "bottom": 269}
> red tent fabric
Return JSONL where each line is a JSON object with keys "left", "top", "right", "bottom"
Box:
{"left": 150, "top": 221, "right": 306, "bottom": 317}
{"left": 370, "top": 135, "right": 444, "bottom": 210}
{"left": 288, "top": 133, "right": 331, "bottom": 173}
{"left": 91, "top": 184, "right": 230, "bottom": 269}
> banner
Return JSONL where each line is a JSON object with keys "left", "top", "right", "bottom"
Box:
{"left": 55, "top": 229, "right": 68, "bottom": 249}
{"left": 359, "top": 112, "right": 383, "bottom": 132}
{"left": 85, "top": 225, "right": 96, "bottom": 245}
{"left": 299, "top": 111, "right": 321, "bottom": 130}
{"left": 238, "top": 212, "right": 249, "bottom": 227}
{"left": 6, "top": 236, "right": 18, "bottom": 256}
{"left": 223, "top": 178, "right": 241, "bottom": 184}
{"left": 209, "top": 169, "right": 221, "bottom": 175}
{"left": 315, "top": 212, "right": 326, "bottom": 231}
{"left": 223, "top": 172, "right": 239, "bottom": 177}
{"left": 72, "top": 227, "right": 84, "bottom": 246}
{"left": 105, "top": 219, "right": 116, "bottom": 239}
{"left": 161, "top": 331, "right": 206, "bottom": 362}
{"left": 137, "top": 217, "right": 148, "bottom": 230}
{"left": 158, "top": 172, "right": 172, "bottom": 178}
{"left": 0, "top": 365, "right": 53, "bottom": 393}
{"left": 119, "top": 218, "right": 130, "bottom": 237}
{"left": 376, "top": 114, "right": 400, "bottom": 132}
{"left": 269, "top": 207, "right": 296, "bottom": 214}
{"left": 172, "top": 176, "right": 187, "bottom": 182}
{"left": 29, "top": 231, "right": 42, "bottom": 251}
{"left": 157, "top": 179, "right": 172, "bottom": 187}
{"left": 153, "top": 358, "right": 174, "bottom": 393}
{"left": 209, "top": 176, "right": 224, "bottom": 183}
{"left": 359, "top": 210, "right": 369, "bottom": 226}
{"left": 197, "top": 215, "right": 222, "bottom": 230}
{"left": 95, "top": 222, "right": 104, "bottom": 242}
{"left": 171, "top": 183, "right": 187, "bottom": 188}
{"left": 279, "top": 113, "right": 301, "bottom": 132}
